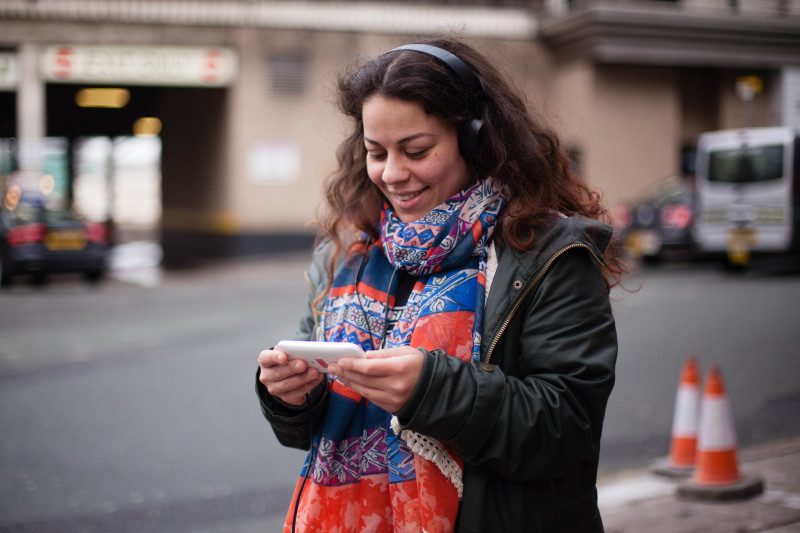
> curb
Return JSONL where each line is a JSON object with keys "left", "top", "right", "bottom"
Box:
{"left": 598, "top": 436, "right": 800, "bottom": 510}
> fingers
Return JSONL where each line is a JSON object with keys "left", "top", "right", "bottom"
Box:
{"left": 270, "top": 370, "right": 323, "bottom": 406}
{"left": 329, "top": 348, "right": 424, "bottom": 413}
{"left": 258, "top": 348, "right": 287, "bottom": 368}
{"left": 259, "top": 349, "right": 301, "bottom": 380}
{"left": 332, "top": 346, "right": 419, "bottom": 374}
{"left": 341, "top": 375, "right": 414, "bottom": 413}
{"left": 258, "top": 349, "right": 323, "bottom": 406}
{"left": 363, "top": 346, "right": 413, "bottom": 360}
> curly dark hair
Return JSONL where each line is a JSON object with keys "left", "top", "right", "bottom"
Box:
{"left": 315, "top": 37, "right": 625, "bottom": 291}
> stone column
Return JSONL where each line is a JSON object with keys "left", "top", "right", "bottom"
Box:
{"left": 16, "top": 42, "right": 45, "bottom": 187}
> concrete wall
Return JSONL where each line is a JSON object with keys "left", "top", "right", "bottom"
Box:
{"left": 227, "top": 30, "right": 350, "bottom": 233}
{"left": 680, "top": 68, "right": 720, "bottom": 148}
{"left": 1, "top": 16, "right": 792, "bottom": 258}
{"left": 550, "top": 61, "right": 681, "bottom": 208}
{"left": 549, "top": 58, "right": 598, "bottom": 188}
{"left": 223, "top": 33, "right": 555, "bottom": 233}
{"left": 593, "top": 65, "right": 681, "bottom": 206}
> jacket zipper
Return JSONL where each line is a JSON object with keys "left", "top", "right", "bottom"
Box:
{"left": 482, "top": 243, "right": 604, "bottom": 369}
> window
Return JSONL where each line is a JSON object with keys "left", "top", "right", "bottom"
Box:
{"left": 268, "top": 53, "right": 308, "bottom": 96}
{"left": 708, "top": 145, "right": 784, "bottom": 183}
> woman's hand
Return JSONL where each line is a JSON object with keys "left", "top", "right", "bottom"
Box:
{"left": 328, "top": 346, "right": 424, "bottom": 413}
{"left": 258, "top": 348, "right": 324, "bottom": 406}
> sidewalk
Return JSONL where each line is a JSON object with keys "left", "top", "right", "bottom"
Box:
{"left": 598, "top": 437, "right": 800, "bottom": 532}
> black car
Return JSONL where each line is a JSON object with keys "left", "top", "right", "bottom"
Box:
{"left": 616, "top": 176, "right": 695, "bottom": 262}
{"left": 1, "top": 192, "right": 109, "bottom": 286}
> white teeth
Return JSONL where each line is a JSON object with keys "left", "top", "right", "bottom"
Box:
{"left": 394, "top": 191, "right": 421, "bottom": 202}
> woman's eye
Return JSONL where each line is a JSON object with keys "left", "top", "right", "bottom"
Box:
{"left": 407, "top": 148, "right": 430, "bottom": 158}
{"left": 367, "top": 152, "right": 386, "bottom": 160}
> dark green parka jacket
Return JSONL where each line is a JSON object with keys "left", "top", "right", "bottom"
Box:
{"left": 256, "top": 214, "right": 618, "bottom": 532}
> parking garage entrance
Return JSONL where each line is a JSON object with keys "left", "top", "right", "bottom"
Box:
{"left": 3, "top": 44, "right": 238, "bottom": 268}
{"left": 45, "top": 83, "right": 230, "bottom": 266}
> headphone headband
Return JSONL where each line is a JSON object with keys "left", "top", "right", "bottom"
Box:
{"left": 382, "top": 43, "right": 485, "bottom": 157}
{"left": 384, "top": 44, "right": 484, "bottom": 101}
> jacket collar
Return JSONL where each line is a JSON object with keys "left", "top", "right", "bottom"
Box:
{"left": 482, "top": 214, "right": 612, "bottom": 348}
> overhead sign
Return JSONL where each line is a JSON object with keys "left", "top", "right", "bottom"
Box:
{"left": 735, "top": 75, "right": 763, "bottom": 102}
{"left": 41, "top": 45, "right": 238, "bottom": 87}
{"left": 0, "top": 52, "right": 18, "bottom": 90}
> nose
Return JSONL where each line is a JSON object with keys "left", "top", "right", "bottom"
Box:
{"left": 381, "top": 152, "right": 409, "bottom": 184}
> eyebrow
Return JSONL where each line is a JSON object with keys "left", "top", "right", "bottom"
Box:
{"left": 364, "top": 132, "right": 434, "bottom": 146}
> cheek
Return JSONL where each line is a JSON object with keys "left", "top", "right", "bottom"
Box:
{"left": 365, "top": 160, "right": 384, "bottom": 187}
{"left": 419, "top": 159, "right": 451, "bottom": 186}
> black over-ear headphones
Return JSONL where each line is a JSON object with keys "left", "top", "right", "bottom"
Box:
{"left": 383, "top": 44, "right": 485, "bottom": 158}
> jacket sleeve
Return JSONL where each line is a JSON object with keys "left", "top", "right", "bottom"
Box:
{"left": 395, "top": 248, "right": 617, "bottom": 481}
{"left": 294, "top": 240, "right": 333, "bottom": 341}
{"left": 255, "top": 369, "right": 329, "bottom": 450}
{"left": 254, "top": 242, "right": 333, "bottom": 450}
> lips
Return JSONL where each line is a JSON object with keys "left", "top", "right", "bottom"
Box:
{"left": 392, "top": 189, "right": 425, "bottom": 202}
{"left": 388, "top": 187, "right": 429, "bottom": 202}
{"left": 384, "top": 186, "right": 432, "bottom": 222}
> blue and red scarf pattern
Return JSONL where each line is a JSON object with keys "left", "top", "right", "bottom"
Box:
{"left": 284, "top": 178, "right": 506, "bottom": 532}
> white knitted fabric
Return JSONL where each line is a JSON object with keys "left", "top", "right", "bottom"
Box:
{"left": 391, "top": 416, "right": 464, "bottom": 500}
{"left": 485, "top": 240, "right": 498, "bottom": 304}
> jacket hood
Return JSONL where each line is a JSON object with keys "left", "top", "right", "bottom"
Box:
{"left": 501, "top": 214, "right": 612, "bottom": 275}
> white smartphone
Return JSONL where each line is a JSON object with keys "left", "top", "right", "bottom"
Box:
{"left": 275, "top": 340, "right": 366, "bottom": 373}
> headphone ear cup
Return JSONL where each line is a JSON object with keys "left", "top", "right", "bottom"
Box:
{"left": 459, "top": 118, "right": 484, "bottom": 158}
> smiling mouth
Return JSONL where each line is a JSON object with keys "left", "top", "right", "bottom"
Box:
{"left": 391, "top": 188, "right": 427, "bottom": 202}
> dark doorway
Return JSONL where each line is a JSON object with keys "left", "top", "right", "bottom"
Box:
{"left": 0, "top": 91, "right": 16, "bottom": 137}
{"left": 44, "top": 84, "right": 229, "bottom": 265}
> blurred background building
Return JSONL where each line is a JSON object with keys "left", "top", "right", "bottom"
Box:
{"left": 1, "top": 0, "right": 799, "bottom": 265}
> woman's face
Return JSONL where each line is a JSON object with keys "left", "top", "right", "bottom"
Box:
{"left": 363, "top": 96, "right": 471, "bottom": 223}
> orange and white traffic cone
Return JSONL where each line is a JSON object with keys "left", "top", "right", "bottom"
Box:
{"left": 653, "top": 357, "right": 701, "bottom": 478}
{"left": 677, "top": 366, "right": 764, "bottom": 501}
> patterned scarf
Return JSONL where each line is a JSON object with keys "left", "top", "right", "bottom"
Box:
{"left": 284, "top": 178, "right": 506, "bottom": 533}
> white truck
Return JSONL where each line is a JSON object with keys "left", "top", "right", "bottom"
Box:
{"left": 693, "top": 127, "right": 800, "bottom": 266}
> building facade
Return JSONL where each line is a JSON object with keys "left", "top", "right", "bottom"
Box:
{"left": 1, "top": 0, "right": 799, "bottom": 263}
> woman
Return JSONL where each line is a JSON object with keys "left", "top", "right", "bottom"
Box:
{"left": 256, "top": 37, "right": 623, "bottom": 532}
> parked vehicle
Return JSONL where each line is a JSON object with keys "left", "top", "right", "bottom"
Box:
{"left": 1, "top": 188, "right": 109, "bottom": 286}
{"left": 693, "top": 127, "right": 800, "bottom": 266}
{"left": 616, "top": 175, "right": 695, "bottom": 262}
